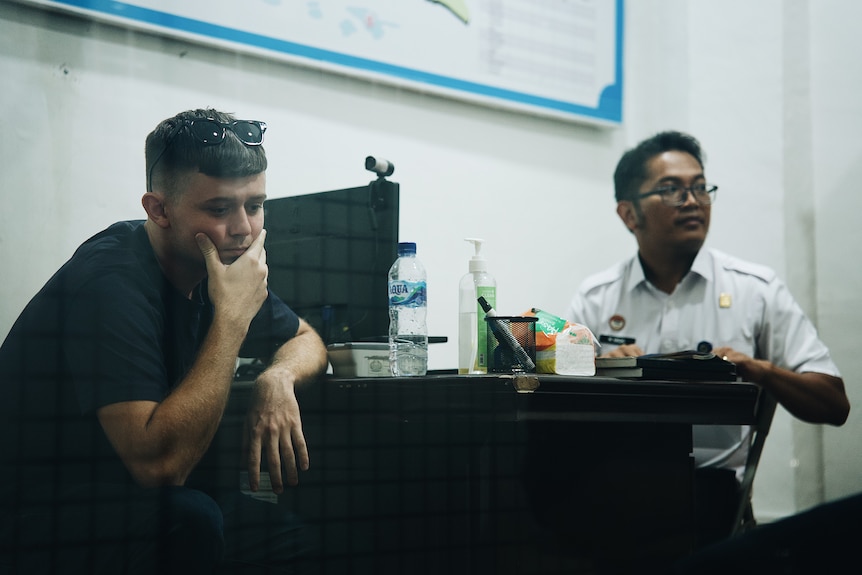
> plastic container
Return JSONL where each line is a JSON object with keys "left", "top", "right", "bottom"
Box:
{"left": 387, "top": 242, "right": 428, "bottom": 376}
{"left": 484, "top": 316, "right": 538, "bottom": 373}
{"left": 458, "top": 238, "right": 497, "bottom": 374}
{"left": 478, "top": 297, "right": 537, "bottom": 373}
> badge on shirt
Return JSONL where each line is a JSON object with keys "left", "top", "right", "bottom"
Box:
{"left": 600, "top": 334, "right": 636, "bottom": 346}
{"left": 719, "top": 293, "right": 732, "bottom": 308}
{"left": 608, "top": 314, "right": 626, "bottom": 331}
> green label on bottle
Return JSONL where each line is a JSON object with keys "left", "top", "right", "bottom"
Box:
{"left": 475, "top": 286, "right": 496, "bottom": 370}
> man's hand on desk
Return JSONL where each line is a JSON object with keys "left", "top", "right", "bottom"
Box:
{"left": 712, "top": 347, "right": 764, "bottom": 382}
{"left": 599, "top": 343, "right": 644, "bottom": 358}
{"left": 243, "top": 368, "right": 309, "bottom": 494}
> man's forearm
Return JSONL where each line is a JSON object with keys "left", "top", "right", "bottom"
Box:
{"left": 754, "top": 362, "right": 849, "bottom": 426}
{"left": 159, "top": 316, "right": 246, "bottom": 454}
{"left": 113, "top": 314, "right": 247, "bottom": 486}
{"left": 149, "top": 320, "right": 325, "bottom": 486}
{"left": 263, "top": 322, "right": 328, "bottom": 386}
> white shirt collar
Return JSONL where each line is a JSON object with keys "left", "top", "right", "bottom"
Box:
{"left": 629, "top": 247, "right": 714, "bottom": 294}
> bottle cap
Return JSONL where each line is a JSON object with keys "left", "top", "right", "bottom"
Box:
{"left": 398, "top": 242, "right": 417, "bottom": 256}
{"left": 464, "top": 238, "right": 487, "bottom": 273}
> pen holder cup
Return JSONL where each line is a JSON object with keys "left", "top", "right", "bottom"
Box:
{"left": 485, "top": 316, "right": 538, "bottom": 374}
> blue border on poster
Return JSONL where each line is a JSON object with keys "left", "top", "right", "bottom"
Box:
{"left": 30, "top": 0, "right": 625, "bottom": 124}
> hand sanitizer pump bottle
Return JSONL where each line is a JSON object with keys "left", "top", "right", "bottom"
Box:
{"left": 458, "top": 238, "right": 497, "bottom": 374}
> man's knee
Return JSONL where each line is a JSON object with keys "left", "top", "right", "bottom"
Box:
{"left": 157, "top": 487, "right": 225, "bottom": 572}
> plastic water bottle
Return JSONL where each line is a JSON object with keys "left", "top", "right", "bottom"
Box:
{"left": 388, "top": 242, "right": 428, "bottom": 376}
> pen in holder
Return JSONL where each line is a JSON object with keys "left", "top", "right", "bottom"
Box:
{"left": 478, "top": 296, "right": 537, "bottom": 373}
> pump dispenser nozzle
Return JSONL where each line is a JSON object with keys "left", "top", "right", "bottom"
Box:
{"left": 464, "top": 238, "right": 488, "bottom": 273}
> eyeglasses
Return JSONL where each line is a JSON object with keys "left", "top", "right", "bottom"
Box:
{"left": 637, "top": 183, "right": 718, "bottom": 207}
{"left": 147, "top": 118, "right": 267, "bottom": 192}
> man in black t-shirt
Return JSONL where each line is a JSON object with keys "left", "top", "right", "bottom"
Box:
{"left": 0, "top": 108, "right": 328, "bottom": 574}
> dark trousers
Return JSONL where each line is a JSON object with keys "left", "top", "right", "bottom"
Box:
{"left": 0, "top": 485, "right": 311, "bottom": 575}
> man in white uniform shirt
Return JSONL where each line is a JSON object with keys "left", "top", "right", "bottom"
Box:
{"left": 566, "top": 130, "right": 849, "bottom": 546}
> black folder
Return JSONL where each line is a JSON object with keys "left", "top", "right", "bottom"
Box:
{"left": 596, "top": 351, "right": 737, "bottom": 381}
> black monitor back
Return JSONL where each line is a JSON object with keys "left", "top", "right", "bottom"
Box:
{"left": 264, "top": 179, "right": 399, "bottom": 345}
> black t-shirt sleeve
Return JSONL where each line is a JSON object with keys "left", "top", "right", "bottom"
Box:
{"left": 240, "top": 290, "right": 301, "bottom": 360}
{"left": 64, "top": 270, "right": 170, "bottom": 414}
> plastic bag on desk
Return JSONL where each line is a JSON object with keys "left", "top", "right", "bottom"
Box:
{"left": 526, "top": 308, "right": 596, "bottom": 376}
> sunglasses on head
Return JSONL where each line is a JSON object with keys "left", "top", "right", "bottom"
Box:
{"left": 173, "top": 118, "right": 267, "bottom": 146}
{"left": 147, "top": 117, "right": 267, "bottom": 193}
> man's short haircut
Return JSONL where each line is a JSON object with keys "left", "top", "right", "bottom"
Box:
{"left": 145, "top": 108, "right": 268, "bottom": 198}
{"left": 613, "top": 131, "right": 705, "bottom": 202}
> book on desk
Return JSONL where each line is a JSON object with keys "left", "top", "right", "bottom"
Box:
{"left": 595, "top": 351, "right": 737, "bottom": 381}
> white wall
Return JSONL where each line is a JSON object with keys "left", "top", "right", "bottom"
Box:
{"left": 809, "top": 0, "right": 862, "bottom": 505}
{"left": 2, "top": 0, "right": 860, "bottom": 521}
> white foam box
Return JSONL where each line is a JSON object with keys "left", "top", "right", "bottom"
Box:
{"left": 326, "top": 342, "right": 392, "bottom": 378}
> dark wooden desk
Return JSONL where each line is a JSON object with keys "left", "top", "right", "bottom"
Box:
{"left": 212, "top": 374, "right": 760, "bottom": 575}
